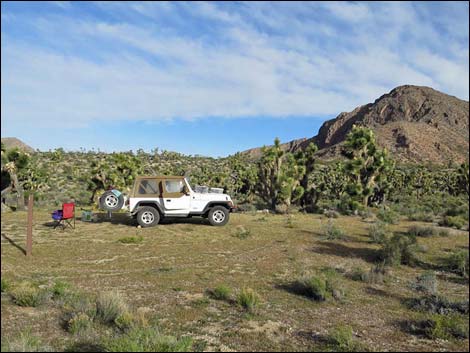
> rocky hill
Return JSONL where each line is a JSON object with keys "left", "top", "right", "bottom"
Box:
{"left": 1, "top": 137, "right": 35, "bottom": 154}
{"left": 243, "top": 85, "right": 469, "bottom": 165}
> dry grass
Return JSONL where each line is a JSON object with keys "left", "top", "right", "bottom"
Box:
{"left": 1, "top": 210, "right": 469, "bottom": 351}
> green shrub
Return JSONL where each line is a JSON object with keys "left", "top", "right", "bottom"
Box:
{"left": 367, "top": 263, "right": 388, "bottom": 284}
{"left": 115, "top": 311, "right": 135, "bottom": 331}
{"left": 67, "top": 313, "right": 93, "bottom": 335}
{"left": 407, "top": 225, "right": 436, "bottom": 237}
{"left": 406, "top": 294, "right": 468, "bottom": 315}
{"left": 408, "top": 212, "right": 434, "bottom": 222}
{"left": 323, "top": 220, "right": 346, "bottom": 240}
{"left": 295, "top": 276, "right": 327, "bottom": 301}
{"left": 62, "top": 291, "right": 97, "bottom": 320}
{"left": 52, "top": 280, "right": 71, "bottom": 300}
{"left": 236, "top": 288, "right": 260, "bottom": 312}
{"left": 376, "top": 206, "right": 399, "bottom": 224}
{"left": 10, "top": 282, "right": 49, "bottom": 307}
{"left": 1, "top": 277, "right": 10, "bottom": 293}
{"left": 96, "top": 291, "right": 129, "bottom": 325}
{"left": 424, "top": 314, "right": 469, "bottom": 340}
{"left": 327, "top": 325, "right": 366, "bottom": 352}
{"left": 118, "top": 236, "right": 144, "bottom": 244}
{"left": 1, "top": 328, "right": 52, "bottom": 352}
{"left": 324, "top": 210, "right": 340, "bottom": 218}
{"left": 438, "top": 216, "right": 466, "bottom": 229}
{"left": 285, "top": 215, "right": 296, "bottom": 228}
{"left": 233, "top": 226, "right": 251, "bottom": 239}
{"left": 368, "top": 222, "right": 389, "bottom": 244}
{"left": 211, "top": 285, "right": 231, "bottom": 301}
{"left": 349, "top": 267, "right": 368, "bottom": 282}
{"left": 411, "top": 271, "right": 438, "bottom": 296}
{"left": 444, "top": 250, "right": 469, "bottom": 277}
{"left": 103, "top": 326, "right": 193, "bottom": 352}
{"left": 380, "top": 234, "right": 418, "bottom": 266}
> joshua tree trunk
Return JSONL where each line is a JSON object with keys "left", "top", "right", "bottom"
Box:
{"left": 10, "top": 172, "right": 25, "bottom": 210}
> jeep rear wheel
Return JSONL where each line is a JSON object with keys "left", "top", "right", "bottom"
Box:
{"left": 208, "top": 206, "right": 229, "bottom": 226}
{"left": 100, "top": 191, "right": 125, "bottom": 211}
{"left": 136, "top": 206, "right": 160, "bottom": 227}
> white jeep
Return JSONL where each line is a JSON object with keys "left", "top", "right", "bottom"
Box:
{"left": 99, "top": 176, "right": 235, "bottom": 227}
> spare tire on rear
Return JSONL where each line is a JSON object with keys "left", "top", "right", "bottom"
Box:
{"left": 99, "top": 190, "right": 125, "bottom": 211}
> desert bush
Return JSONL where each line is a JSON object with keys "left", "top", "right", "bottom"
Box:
{"left": 10, "top": 282, "right": 49, "bottom": 307}
{"left": 324, "top": 209, "right": 340, "bottom": 218}
{"left": 349, "top": 267, "right": 368, "bottom": 282}
{"left": 1, "top": 277, "right": 10, "bottom": 293}
{"left": 321, "top": 268, "right": 345, "bottom": 300}
{"left": 380, "top": 233, "right": 419, "bottom": 266}
{"left": 326, "top": 325, "right": 366, "bottom": 352}
{"left": 51, "top": 280, "right": 71, "bottom": 300}
{"left": 96, "top": 291, "right": 129, "bottom": 325}
{"left": 233, "top": 225, "right": 251, "bottom": 239}
{"left": 407, "top": 211, "right": 434, "bottom": 222}
{"left": 293, "top": 276, "right": 327, "bottom": 301}
{"left": 210, "top": 285, "right": 231, "bottom": 301}
{"left": 424, "top": 314, "right": 469, "bottom": 340}
{"left": 358, "top": 208, "right": 374, "bottom": 220}
{"left": 368, "top": 222, "right": 389, "bottom": 244}
{"left": 67, "top": 312, "right": 93, "bottom": 335}
{"left": 407, "top": 294, "right": 469, "bottom": 315}
{"left": 236, "top": 288, "right": 260, "bottom": 312}
{"left": 118, "top": 236, "right": 144, "bottom": 244}
{"left": 323, "top": 219, "right": 346, "bottom": 240}
{"left": 1, "top": 329, "right": 52, "bottom": 352}
{"left": 406, "top": 225, "right": 449, "bottom": 238}
{"left": 438, "top": 216, "right": 466, "bottom": 229}
{"left": 115, "top": 311, "right": 135, "bottom": 331}
{"left": 62, "top": 291, "right": 97, "bottom": 320}
{"left": 103, "top": 326, "right": 193, "bottom": 352}
{"left": 367, "top": 263, "right": 388, "bottom": 284}
{"left": 285, "top": 215, "right": 296, "bottom": 228}
{"left": 376, "top": 206, "right": 399, "bottom": 224}
{"left": 411, "top": 271, "right": 438, "bottom": 296}
{"left": 443, "top": 250, "right": 469, "bottom": 277}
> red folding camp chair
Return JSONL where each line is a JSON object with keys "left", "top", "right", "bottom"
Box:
{"left": 53, "top": 203, "right": 75, "bottom": 230}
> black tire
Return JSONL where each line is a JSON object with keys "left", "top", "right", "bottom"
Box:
{"left": 136, "top": 206, "right": 160, "bottom": 227}
{"left": 208, "top": 206, "right": 230, "bottom": 226}
{"left": 99, "top": 190, "right": 125, "bottom": 211}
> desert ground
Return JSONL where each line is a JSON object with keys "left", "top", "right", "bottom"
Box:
{"left": 1, "top": 210, "right": 469, "bottom": 352}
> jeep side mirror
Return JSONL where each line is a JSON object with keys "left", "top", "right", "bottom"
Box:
{"left": 183, "top": 185, "right": 189, "bottom": 195}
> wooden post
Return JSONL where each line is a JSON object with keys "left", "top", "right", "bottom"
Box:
{"left": 26, "top": 195, "right": 33, "bottom": 257}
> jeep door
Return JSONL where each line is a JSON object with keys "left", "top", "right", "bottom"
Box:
{"left": 162, "top": 179, "right": 191, "bottom": 213}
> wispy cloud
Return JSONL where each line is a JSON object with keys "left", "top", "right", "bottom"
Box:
{"left": 1, "top": 1, "right": 468, "bottom": 135}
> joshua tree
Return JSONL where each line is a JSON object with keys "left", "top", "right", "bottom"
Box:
{"left": 256, "top": 138, "right": 306, "bottom": 212}
{"left": 88, "top": 152, "right": 143, "bottom": 203}
{"left": 342, "top": 126, "right": 394, "bottom": 207}
{"left": 297, "top": 142, "right": 318, "bottom": 211}
{"left": 1, "top": 147, "right": 30, "bottom": 210}
{"left": 457, "top": 162, "right": 469, "bottom": 197}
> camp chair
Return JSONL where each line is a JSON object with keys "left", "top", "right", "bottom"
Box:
{"left": 52, "top": 203, "right": 75, "bottom": 230}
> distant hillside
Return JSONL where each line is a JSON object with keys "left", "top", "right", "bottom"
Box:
{"left": 1, "top": 137, "right": 35, "bottom": 154}
{"left": 243, "top": 85, "right": 469, "bottom": 165}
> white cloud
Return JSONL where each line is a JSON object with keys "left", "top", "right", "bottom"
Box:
{"left": 1, "top": 1, "right": 468, "bottom": 133}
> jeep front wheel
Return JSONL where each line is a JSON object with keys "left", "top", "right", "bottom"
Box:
{"left": 136, "top": 206, "right": 160, "bottom": 227}
{"left": 208, "top": 206, "right": 229, "bottom": 226}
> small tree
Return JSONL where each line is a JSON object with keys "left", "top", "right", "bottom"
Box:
{"left": 342, "top": 126, "right": 394, "bottom": 207}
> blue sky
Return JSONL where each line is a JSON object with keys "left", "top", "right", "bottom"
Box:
{"left": 1, "top": 1, "right": 469, "bottom": 157}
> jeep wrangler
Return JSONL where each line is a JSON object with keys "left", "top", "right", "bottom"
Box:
{"left": 99, "top": 176, "right": 235, "bottom": 227}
